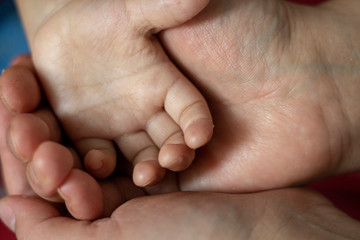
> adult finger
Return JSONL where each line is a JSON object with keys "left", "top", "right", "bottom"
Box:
{"left": 0, "top": 196, "right": 99, "bottom": 240}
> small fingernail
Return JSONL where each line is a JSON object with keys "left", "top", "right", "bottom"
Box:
{"left": 57, "top": 187, "right": 68, "bottom": 200}
{"left": 0, "top": 203, "right": 16, "bottom": 232}
{"left": 89, "top": 159, "right": 104, "bottom": 172}
{"left": 85, "top": 150, "right": 105, "bottom": 172}
{"left": 57, "top": 188, "right": 73, "bottom": 213}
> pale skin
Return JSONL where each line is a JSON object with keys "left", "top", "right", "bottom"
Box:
{"left": 1, "top": 189, "right": 360, "bottom": 240}
{"left": 0, "top": 83, "right": 360, "bottom": 239}
{"left": 162, "top": 0, "right": 360, "bottom": 191}
{"left": 14, "top": 0, "right": 214, "bottom": 187}
{"left": 1, "top": 67, "right": 360, "bottom": 238}
{"left": 2, "top": 0, "right": 360, "bottom": 222}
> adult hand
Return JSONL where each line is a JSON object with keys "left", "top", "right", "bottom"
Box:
{"left": 3, "top": 0, "right": 360, "bottom": 217}
{"left": 9, "top": 0, "right": 360, "bottom": 196}
{"left": 160, "top": 0, "right": 360, "bottom": 191}
{"left": 1, "top": 188, "right": 360, "bottom": 240}
{"left": 0, "top": 56, "right": 50, "bottom": 196}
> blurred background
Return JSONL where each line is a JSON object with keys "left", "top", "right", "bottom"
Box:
{"left": 0, "top": 0, "right": 28, "bottom": 71}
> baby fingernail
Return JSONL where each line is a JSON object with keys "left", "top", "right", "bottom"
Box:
{"left": 57, "top": 187, "right": 73, "bottom": 213}
{"left": 89, "top": 159, "right": 104, "bottom": 172}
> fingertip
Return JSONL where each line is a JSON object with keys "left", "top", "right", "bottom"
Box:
{"left": 58, "top": 169, "right": 104, "bottom": 220}
{"left": 164, "top": 75, "right": 213, "bottom": 149}
{"left": 27, "top": 142, "right": 74, "bottom": 202}
{"left": 133, "top": 160, "right": 166, "bottom": 187}
{"left": 76, "top": 138, "right": 117, "bottom": 179}
{"left": 0, "top": 62, "right": 41, "bottom": 113}
{"left": 159, "top": 144, "right": 195, "bottom": 172}
{"left": 84, "top": 149, "right": 116, "bottom": 179}
{"left": 84, "top": 150, "right": 104, "bottom": 172}
{"left": 8, "top": 114, "right": 50, "bottom": 163}
{"left": 33, "top": 108, "right": 62, "bottom": 142}
{"left": 185, "top": 118, "right": 214, "bottom": 149}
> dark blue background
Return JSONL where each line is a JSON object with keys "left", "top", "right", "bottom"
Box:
{"left": 0, "top": 0, "right": 29, "bottom": 70}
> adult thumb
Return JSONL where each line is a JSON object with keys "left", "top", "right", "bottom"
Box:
{"left": 0, "top": 196, "right": 60, "bottom": 240}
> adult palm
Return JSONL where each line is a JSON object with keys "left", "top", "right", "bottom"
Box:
{"left": 3, "top": 0, "right": 360, "bottom": 217}
{"left": 2, "top": 188, "right": 360, "bottom": 240}
{"left": 161, "top": 0, "right": 360, "bottom": 191}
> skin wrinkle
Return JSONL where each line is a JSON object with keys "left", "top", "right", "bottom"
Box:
{"left": 138, "top": 0, "right": 159, "bottom": 34}
{"left": 227, "top": 4, "right": 290, "bottom": 100}
{"left": 131, "top": 145, "right": 157, "bottom": 165}
{"left": 254, "top": 192, "right": 327, "bottom": 239}
{"left": 192, "top": 27, "right": 221, "bottom": 71}
{"left": 320, "top": 62, "right": 352, "bottom": 174}
{"left": 183, "top": 2, "right": 240, "bottom": 75}
{"left": 178, "top": 100, "right": 207, "bottom": 129}
{"left": 292, "top": 57, "right": 336, "bottom": 172}
{"left": 309, "top": 21, "right": 355, "bottom": 173}
{"left": 159, "top": 0, "right": 178, "bottom": 30}
{"left": 145, "top": 111, "right": 176, "bottom": 146}
{"left": 176, "top": 17, "right": 227, "bottom": 75}
{"left": 205, "top": 26, "right": 235, "bottom": 74}
{"left": 241, "top": 1, "right": 283, "bottom": 50}
{"left": 253, "top": 4, "right": 293, "bottom": 77}
{"left": 158, "top": 130, "right": 183, "bottom": 147}
{"left": 250, "top": 202, "right": 283, "bottom": 240}
{"left": 56, "top": 51, "right": 175, "bottom": 138}
{"left": 283, "top": 210, "right": 355, "bottom": 239}
{"left": 268, "top": 5, "right": 352, "bottom": 176}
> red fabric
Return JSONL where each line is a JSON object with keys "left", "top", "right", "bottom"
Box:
{"left": 0, "top": 222, "right": 16, "bottom": 240}
{"left": 309, "top": 172, "right": 360, "bottom": 221}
